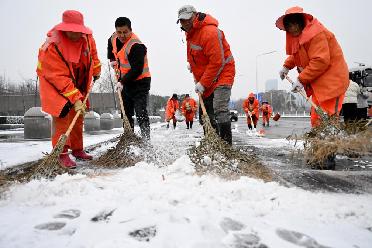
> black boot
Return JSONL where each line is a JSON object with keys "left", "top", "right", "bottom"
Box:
{"left": 166, "top": 122, "right": 169, "bottom": 129}
{"left": 248, "top": 124, "right": 252, "bottom": 130}
{"left": 218, "top": 122, "right": 232, "bottom": 145}
{"left": 186, "top": 121, "right": 189, "bottom": 129}
{"left": 173, "top": 121, "right": 177, "bottom": 129}
{"left": 190, "top": 121, "right": 193, "bottom": 129}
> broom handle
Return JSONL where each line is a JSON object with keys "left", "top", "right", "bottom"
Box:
{"left": 64, "top": 80, "right": 95, "bottom": 137}
{"left": 285, "top": 75, "right": 325, "bottom": 113}
{"left": 117, "top": 89, "right": 133, "bottom": 132}
{"left": 198, "top": 92, "right": 208, "bottom": 116}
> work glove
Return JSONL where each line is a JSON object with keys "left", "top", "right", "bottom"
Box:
{"left": 195, "top": 82, "right": 205, "bottom": 94}
{"left": 291, "top": 78, "right": 304, "bottom": 93}
{"left": 187, "top": 64, "right": 192, "bottom": 73}
{"left": 74, "top": 100, "right": 86, "bottom": 115}
{"left": 116, "top": 81, "right": 123, "bottom": 92}
{"left": 110, "top": 61, "right": 117, "bottom": 69}
{"left": 279, "top": 66, "right": 289, "bottom": 80}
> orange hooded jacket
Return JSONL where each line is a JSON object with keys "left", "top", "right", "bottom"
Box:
{"left": 165, "top": 98, "right": 180, "bottom": 121}
{"left": 181, "top": 97, "right": 197, "bottom": 121}
{"left": 280, "top": 7, "right": 349, "bottom": 103}
{"left": 186, "top": 13, "right": 235, "bottom": 98}
{"left": 242, "top": 93, "right": 259, "bottom": 120}
{"left": 37, "top": 30, "right": 101, "bottom": 117}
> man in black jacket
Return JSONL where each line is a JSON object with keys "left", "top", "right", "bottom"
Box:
{"left": 108, "top": 17, "right": 151, "bottom": 140}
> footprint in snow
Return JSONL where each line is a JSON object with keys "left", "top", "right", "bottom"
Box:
{"left": 129, "top": 225, "right": 157, "bottom": 242}
{"left": 276, "top": 228, "right": 332, "bottom": 248}
{"left": 34, "top": 222, "right": 66, "bottom": 231}
{"left": 91, "top": 208, "right": 116, "bottom": 222}
{"left": 220, "top": 217, "right": 245, "bottom": 233}
{"left": 53, "top": 209, "right": 81, "bottom": 219}
{"left": 231, "top": 233, "right": 268, "bottom": 248}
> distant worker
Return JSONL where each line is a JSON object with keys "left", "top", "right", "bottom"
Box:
{"left": 277, "top": 6, "right": 349, "bottom": 127}
{"left": 166, "top": 94, "right": 180, "bottom": 129}
{"left": 260, "top": 101, "right": 273, "bottom": 127}
{"left": 177, "top": 5, "right": 235, "bottom": 144}
{"left": 181, "top": 94, "right": 197, "bottom": 129}
{"left": 108, "top": 17, "right": 151, "bottom": 140}
{"left": 243, "top": 93, "right": 259, "bottom": 130}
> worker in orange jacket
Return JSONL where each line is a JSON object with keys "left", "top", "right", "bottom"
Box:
{"left": 242, "top": 93, "right": 259, "bottom": 130}
{"left": 37, "top": 10, "right": 101, "bottom": 168}
{"left": 276, "top": 6, "right": 349, "bottom": 169}
{"left": 181, "top": 94, "right": 197, "bottom": 129}
{"left": 260, "top": 101, "right": 272, "bottom": 127}
{"left": 178, "top": 5, "right": 235, "bottom": 144}
{"left": 109, "top": 17, "right": 151, "bottom": 140}
{"left": 165, "top": 94, "right": 180, "bottom": 129}
{"left": 276, "top": 6, "right": 349, "bottom": 127}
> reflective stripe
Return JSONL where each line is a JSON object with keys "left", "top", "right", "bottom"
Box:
{"left": 120, "top": 63, "right": 131, "bottom": 69}
{"left": 213, "top": 29, "right": 234, "bottom": 82}
{"left": 143, "top": 67, "right": 150, "bottom": 73}
{"left": 37, "top": 61, "right": 42, "bottom": 70}
{"left": 125, "top": 39, "right": 142, "bottom": 61}
{"left": 190, "top": 43, "right": 202, "bottom": 50}
{"left": 63, "top": 88, "right": 79, "bottom": 97}
{"left": 93, "top": 62, "right": 101, "bottom": 69}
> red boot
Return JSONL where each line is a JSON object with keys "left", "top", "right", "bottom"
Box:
{"left": 72, "top": 150, "right": 93, "bottom": 160}
{"left": 59, "top": 153, "right": 77, "bottom": 169}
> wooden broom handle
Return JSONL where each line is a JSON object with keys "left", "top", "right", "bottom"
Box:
{"left": 65, "top": 80, "right": 95, "bottom": 137}
{"left": 198, "top": 92, "right": 208, "bottom": 116}
{"left": 285, "top": 75, "right": 322, "bottom": 111}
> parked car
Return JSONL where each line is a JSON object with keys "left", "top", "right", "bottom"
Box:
{"left": 230, "top": 110, "right": 238, "bottom": 122}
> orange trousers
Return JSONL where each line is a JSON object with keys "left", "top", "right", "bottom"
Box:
{"left": 310, "top": 93, "right": 345, "bottom": 127}
{"left": 52, "top": 109, "right": 84, "bottom": 152}
{"left": 184, "top": 111, "right": 195, "bottom": 122}
{"left": 262, "top": 114, "right": 270, "bottom": 125}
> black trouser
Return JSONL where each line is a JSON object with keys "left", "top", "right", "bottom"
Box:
{"left": 198, "top": 87, "right": 232, "bottom": 145}
{"left": 122, "top": 78, "right": 151, "bottom": 140}
{"left": 342, "top": 103, "right": 357, "bottom": 123}
{"left": 356, "top": 107, "right": 368, "bottom": 120}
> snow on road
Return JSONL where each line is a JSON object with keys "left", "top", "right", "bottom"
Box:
{"left": 0, "top": 123, "right": 372, "bottom": 248}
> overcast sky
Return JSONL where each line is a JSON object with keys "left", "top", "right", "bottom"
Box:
{"left": 1, "top": 0, "right": 371, "bottom": 100}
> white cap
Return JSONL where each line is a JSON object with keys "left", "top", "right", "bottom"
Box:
{"left": 177, "top": 5, "right": 196, "bottom": 23}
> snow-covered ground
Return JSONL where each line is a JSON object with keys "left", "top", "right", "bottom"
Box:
{"left": 0, "top": 122, "right": 372, "bottom": 248}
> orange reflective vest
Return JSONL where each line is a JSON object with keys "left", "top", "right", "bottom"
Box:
{"left": 111, "top": 32, "right": 150, "bottom": 81}
{"left": 37, "top": 30, "right": 101, "bottom": 117}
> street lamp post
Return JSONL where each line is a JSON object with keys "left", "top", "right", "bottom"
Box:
{"left": 255, "top": 50, "right": 277, "bottom": 98}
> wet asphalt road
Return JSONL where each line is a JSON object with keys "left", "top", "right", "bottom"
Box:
{"left": 232, "top": 117, "right": 372, "bottom": 193}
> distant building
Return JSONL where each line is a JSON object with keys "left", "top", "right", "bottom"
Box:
{"left": 265, "top": 79, "right": 278, "bottom": 91}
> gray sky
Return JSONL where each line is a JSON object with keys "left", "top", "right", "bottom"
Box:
{"left": 1, "top": 0, "right": 371, "bottom": 100}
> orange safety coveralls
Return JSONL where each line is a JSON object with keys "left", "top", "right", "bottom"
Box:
{"left": 37, "top": 30, "right": 101, "bottom": 151}
{"left": 186, "top": 13, "right": 235, "bottom": 98}
{"left": 243, "top": 93, "right": 260, "bottom": 126}
{"left": 280, "top": 7, "right": 349, "bottom": 127}
{"left": 166, "top": 98, "right": 180, "bottom": 123}
{"left": 261, "top": 103, "right": 273, "bottom": 126}
{"left": 181, "top": 97, "right": 197, "bottom": 122}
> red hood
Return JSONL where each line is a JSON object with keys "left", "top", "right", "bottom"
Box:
{"left": 187, "top": 13, "right": 218, "bottom": 37}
